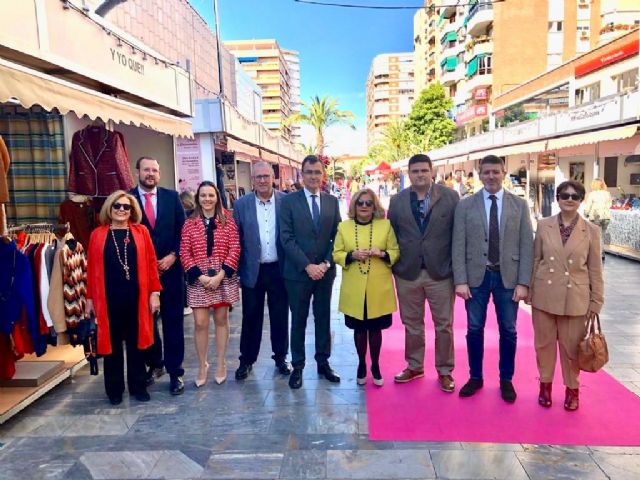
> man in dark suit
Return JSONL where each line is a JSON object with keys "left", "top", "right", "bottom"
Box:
{"left": 388, "top": 154, "right": 459, "bottom": 392}
{"left": 233, "top": 161, "right": 292, "bottom": 380}
{"left": 453, "top": 154, "right": 533, "bottom": 403}
{"left": 130, "top": 156, "right": 186, "bottom": 395}
{"left": 279, "top": 155, "right": 341, "bottom": 389}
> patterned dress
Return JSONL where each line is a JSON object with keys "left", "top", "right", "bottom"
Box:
{"left": 180, "top": 212, "right": 241, "bottom": 308}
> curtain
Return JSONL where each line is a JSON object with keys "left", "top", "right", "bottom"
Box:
{"left": 0, "top": 106, "right": 66, "bottom": 225}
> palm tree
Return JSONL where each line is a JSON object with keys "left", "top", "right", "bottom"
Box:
{"left": 369, "top": 120, "right": 426, "bottom": 163}
{"left": 285, "top": 95, "right": 355, "bottom": 156}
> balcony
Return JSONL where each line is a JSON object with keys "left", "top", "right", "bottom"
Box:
{"left": 440, "top": 0, "right": 458, "bottom": 19}
{"left": 465, "top": 36, "right": 493, "bottom": 62}
{"left": 465, "top": 1, "right": 493, "bottom": 37}
{"left": 442, "top": 63, "right": 465, "bottom": 87}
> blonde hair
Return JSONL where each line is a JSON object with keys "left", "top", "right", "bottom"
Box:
{"left": 348, "top": 188, "right": 385, "bottom": 220}
{"left": 591, "top": 178, "right": 607, "bottom": 191}
{"left": 99, "top": 190, "right": 142, "bottom": 225}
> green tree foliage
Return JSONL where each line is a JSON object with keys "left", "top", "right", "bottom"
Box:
{"left": 368, "top": 120, "right": 427, "bottom": 163}
{"left": 496, "top": 104, "right": 529, "bottom": 128}
{"left": 405, "top": 82, "right": 455, "bottom": 149}
{"left": 285, "top": 95, "right": 355, "bottom": 155}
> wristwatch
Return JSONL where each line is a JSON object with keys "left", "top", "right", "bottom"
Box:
{"left": 324, "top": 260, "right": 331, "bottom": 269}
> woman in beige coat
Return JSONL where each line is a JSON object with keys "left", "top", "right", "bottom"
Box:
{"left": 529, "top": 180, "right": 604, "bottom": 411}
{"left": 583, "top": 178, "right": 612, "bottom": 263}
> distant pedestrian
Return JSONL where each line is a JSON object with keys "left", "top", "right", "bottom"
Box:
{"left": 583, "top": 178, "right": 612, "bottom": 263}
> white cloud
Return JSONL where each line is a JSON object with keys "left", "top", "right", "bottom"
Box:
{"left": 298, "top": 124, "right": 367, "bottom": 157}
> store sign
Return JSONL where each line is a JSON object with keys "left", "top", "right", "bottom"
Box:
{"left": 555, "top": 95, "right": 622, "bottom": 132}
{"left": 474, "top": 87, "right": 488, "bottom": 100}
{"left": 176, "top": 137, "right": 202, "bottom": 194}
{"left": 575, "top": 39, "right": 639, "bottom": 78}
{"left": 455, "top": 105, "right": 488, "bottom": 125}
{"left": 0, "top": 0, "right": 192, "bottom": 115}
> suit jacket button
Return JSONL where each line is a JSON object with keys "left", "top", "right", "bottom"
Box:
{"left": 567, "top": 283, "right": 572, "bottom": 288}
{"left": 568, "top": 259, "right": 573, "bottom": 264}
{"left": 550, "top": 268, "right": 554, "bottom": 273}
{"left": 550, "top": 256, "right": 555, "bottom": 261}
{"left": 564, "top": 271, "right": 569, "bottom": 276}
{"left": 547, "top": 280, "right": 552, "bottom": 284}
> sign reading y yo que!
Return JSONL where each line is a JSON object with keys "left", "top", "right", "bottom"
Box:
{"left": 110, "top": 48, "right": 145, "bottom": 76}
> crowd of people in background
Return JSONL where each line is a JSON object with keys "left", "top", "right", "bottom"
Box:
{"left": 85, "top": 153, "right": 605, "bottom": 413}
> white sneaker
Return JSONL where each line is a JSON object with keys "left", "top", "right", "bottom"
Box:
{"left": 183, "top": 307, "right": 193, "bottom": 316}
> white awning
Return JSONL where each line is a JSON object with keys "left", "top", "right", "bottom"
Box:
{"left": 0, "top": 58, "right": 193, "bottom": 138}
{"left": 547, "top": 125, "right": 638, "bottom": 150}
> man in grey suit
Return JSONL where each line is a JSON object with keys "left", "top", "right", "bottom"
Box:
{"left": 279, "top": 155, "right": 341, "bottom": 389}
{"left": 233, "top": 162, "right": 292, "bottom": 381}
{"left": 388, "top": 154, "right": 459, "bottom": 392}
{"left": 453, "top": 154, "right": 533, "bottom": 403}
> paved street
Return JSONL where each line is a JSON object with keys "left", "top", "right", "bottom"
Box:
{"left": 0, "top": 254, "right": 639, "bottom": 480}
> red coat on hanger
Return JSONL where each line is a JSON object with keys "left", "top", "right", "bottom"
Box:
{"left": 67, "top": 126, "right": 134, "bottom": 197}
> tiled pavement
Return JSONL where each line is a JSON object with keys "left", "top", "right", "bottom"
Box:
{"left": 0, "top": 255, "right": 639, "bottom": 479}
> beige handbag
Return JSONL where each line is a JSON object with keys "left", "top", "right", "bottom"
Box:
{"left": 578, "top": 314, "right": 609, "bottom": 373}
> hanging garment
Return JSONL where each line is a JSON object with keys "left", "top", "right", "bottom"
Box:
{"left": 58, "top": 198, "right": 96, "bottom": 249}
{"left": 0, "top": 135, "right": 9, "bottom": 236}
{"left": 67, "top": 125, "right": 133, "bottom": 197}
{"left": 60, "top": 239, "right": 87, "bottom": 328}
{"left": 0, "top": 241, "right": 35, "bottom": 336}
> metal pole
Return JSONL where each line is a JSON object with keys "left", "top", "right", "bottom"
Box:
{"left": 213, "top": 0, "right": 226, "bottom": 130}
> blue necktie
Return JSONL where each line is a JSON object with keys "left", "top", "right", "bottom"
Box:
{"left": 488, "top": 194, "right": 499, "bottom": 265}
{"left": 311, "top": 194, "right": 320, "bottom": 230}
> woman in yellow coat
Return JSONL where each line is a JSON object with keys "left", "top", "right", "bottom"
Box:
{"left": 333, "top": 188, "right": 400, "bottom": 386}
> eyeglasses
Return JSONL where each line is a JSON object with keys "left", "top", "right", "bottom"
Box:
{"left": 253, "top": 174, "right": 271, "bottom": 181}
{"left": 303, "top": 169, "right": 323, "bottom": 176}
{"left": 112, "top": 202, "right": 132, "bottom": 211}
{"left": 356, "top": 200, "right": 374, "bottom": 207}
{"left": 558, "top": 193, "right": 582, "bottom": 201}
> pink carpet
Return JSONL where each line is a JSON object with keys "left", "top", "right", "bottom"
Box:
{"left": 366, "top": 298, "right": 640, "bottom": 445}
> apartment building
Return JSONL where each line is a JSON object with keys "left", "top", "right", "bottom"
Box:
{"left": 413, "top": 0, "right": 440, "bottom": 95}
{"left": 366, "top": 53, "right": 415, "bottom": 149}
{"left": 413, "top": 0, "right": 640, "bottom": 138}
{"left": 282, "top": 49, "right": 302, "bottom": 143}
{"left": 224, "top": 39, "right": 294, "bottom": 140}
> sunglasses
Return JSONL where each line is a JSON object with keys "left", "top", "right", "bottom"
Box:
{"left": 356, "top": 200, "right": 374, "bottom": 207}
{"left": 112, "top": 202, "right": 132, "bottom": 211}
{"left": 558, "top": 193, "right": 582, "bottom": 201}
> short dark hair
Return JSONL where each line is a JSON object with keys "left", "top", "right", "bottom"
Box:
{"left": 301, "top": 155, "right": 323, "bottom": 172}
{"left": 556, "top": 180, "right": 585, "bottom": 200}
{"left": 408, "top": 154, "right": 432, "bottom": 170}
{"left": 136, "top": 156, "right": 158, "bottom": 170}
{"left": 479, "top": 155, "right": 505, "bottom": 172}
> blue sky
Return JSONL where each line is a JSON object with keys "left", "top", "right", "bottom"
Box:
{"left": 189, "top": 0, "right": 417, "bottom": 129}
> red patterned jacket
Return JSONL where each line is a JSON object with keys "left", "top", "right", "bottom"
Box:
{"left": 180, "top": 211, "right": 241, "bottom": 282}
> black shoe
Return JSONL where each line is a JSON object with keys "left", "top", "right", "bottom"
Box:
{"left": 145, "top": 370, "right": 155, "bottom": 387}
{"left": 169, "top": 375, "right": 184, "bottom": 395}
{"left": 235, "top": 363, "right": 252, "bottom": 380}
{"left": 317, "top": 363, "right": 341, "bottom": 383}
{"left": 289, "top": 368, "right": 303, "bottom": 389}
{"left": 276, "top": 360, "right": 293, "bottom": 375}
{"left": 459, "top": 378, "right": 484, "bottom": 397}
{"left": 500, "top": 380, "right": 517, "bottom": 403}
{"left": 134, "top": 391, "right": 151, "bottom": 402}
{"left": 108, "top": 395, "right": 122, "bottom": 406}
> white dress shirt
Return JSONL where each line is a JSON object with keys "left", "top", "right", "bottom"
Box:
{"left": 482, "top": 187, "right": 504, "bottom": 231}
{"left": 138, "top": 185, "right": 158, "bottom": 218}
{"left": 256, "top": 192, "right": 278, "bottom": 263}
{"left": 303, "top": 187, "right": 321, "bottom": 218}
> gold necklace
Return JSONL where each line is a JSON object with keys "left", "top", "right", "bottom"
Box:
{"left": 110, "top": 225, "right": 130, "bottom": 280}
{"left": 354, "top": 221, "right": 373, "bottom": 275}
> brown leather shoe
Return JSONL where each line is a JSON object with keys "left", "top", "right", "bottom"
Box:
{"left": 394, "top": 368, "right": 424, "bottom": 383}
{"left": 438, "top": 374, "right": 455, "bottom": 392}
{"left": 538, "top": 382, "right": 552, "bottom": 408}
{"left": 564, "top": 387, "right": 579, "bottom": 411}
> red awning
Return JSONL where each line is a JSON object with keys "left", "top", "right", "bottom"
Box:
{"left": 365, "top": 161, "right": 393, "bottom": 173}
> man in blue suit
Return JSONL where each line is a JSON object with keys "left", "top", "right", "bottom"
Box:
{"left": 130, "top": 157, "right": 186, "bottom": 395}
{"left": 233, "top": 161, "right": 291, "bottom": 380}
{"left": 280, "top": 155, "right": 341, "bottom": 389}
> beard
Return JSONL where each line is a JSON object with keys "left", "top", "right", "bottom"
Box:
{"left": 140, "top": 176, "right": 157, "bottom": 189}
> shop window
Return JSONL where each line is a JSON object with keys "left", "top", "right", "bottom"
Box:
{"left": 604, "top": 156, "right": 618, "bottom": 189}
{"left": 575, "top": 82, "right": 600, "bottom": 105}
{"left": 613, "top": 69, "right": 639, "bottom": 93}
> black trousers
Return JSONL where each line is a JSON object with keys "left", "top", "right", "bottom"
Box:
{"left": 239, "top": 262, "right": 289, "bottom": 366}
{"left": 285, "top": 269, "right": 335, "bottom": 369}
{"left": 145, "top": 265, "right": 185, "bottom": 377}
{"left": 103, "top": 294, "right": 146, "bottom": 398}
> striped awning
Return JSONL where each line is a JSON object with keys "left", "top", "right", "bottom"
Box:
{"left": 0, "top": 58, "right": 193, "bottom": 138}
{"left": 547, "top": 125, "right": 638, "bottom": 150}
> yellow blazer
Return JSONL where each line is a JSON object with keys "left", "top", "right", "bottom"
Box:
{"left": 531, "top": 214, "right": 604, "bottom": 316}
{"left": 333, "top": 218, "right": 400, "bottom": 320}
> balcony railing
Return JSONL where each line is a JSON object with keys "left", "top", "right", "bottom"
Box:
{"left": 467, "top": 0, "right": 493, "bottom": 23}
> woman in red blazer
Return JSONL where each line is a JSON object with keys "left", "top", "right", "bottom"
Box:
{"left": 180, "top": 181, "right": 240, "bottom": 387}
{"left": 86, "top": 190, "right": 161, "bottom": 405}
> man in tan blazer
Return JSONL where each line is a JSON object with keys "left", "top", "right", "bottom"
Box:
{"left": 529, "top": 180, "right": 604, "bottom": 410}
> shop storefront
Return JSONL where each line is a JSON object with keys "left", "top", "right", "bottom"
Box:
{"left": 0, "top": 0, "right": 192, "bottom": 423}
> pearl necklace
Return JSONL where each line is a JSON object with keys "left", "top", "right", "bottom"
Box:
{"left": 110, "top": 225, "right": 131, "bottom": 280}
{"left": 354, "top": 220, "right": 373, "bottom": 275}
